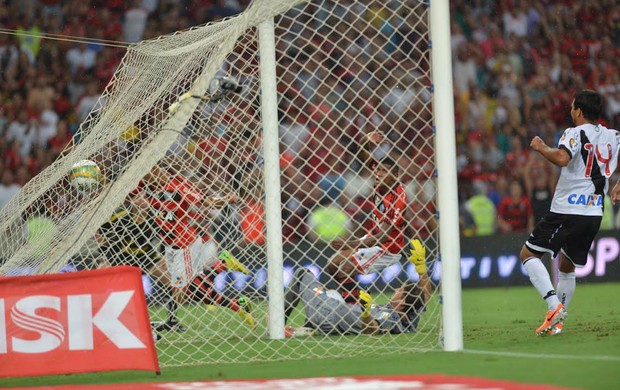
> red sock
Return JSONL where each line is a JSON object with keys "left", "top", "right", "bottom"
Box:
{"left": 211, "top": 259, "right": 227, "bottom": 274}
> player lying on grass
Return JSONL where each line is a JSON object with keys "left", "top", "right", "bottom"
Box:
{"left": 284, "top": 239, "right": 430, "bottom": 335}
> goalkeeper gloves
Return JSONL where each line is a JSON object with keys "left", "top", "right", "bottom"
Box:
{"left": 409, "top": 238, "right": 427, "bottom": 275}
{"left": 359, "top": 289, "right": 373, "bottom": 319}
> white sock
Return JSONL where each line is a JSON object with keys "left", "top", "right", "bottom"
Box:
{"left": 523, "top": 257, "right": 560, "bottom": 311}
{"left": 556, "top": 271, "right": 576, "bottom": 309}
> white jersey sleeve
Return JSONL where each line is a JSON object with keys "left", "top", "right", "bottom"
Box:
{"left": 551, "top": 124, "right": 620, "bottom": 216}
{"left": 557, "top": 127, "right": 581, "bottom": 159}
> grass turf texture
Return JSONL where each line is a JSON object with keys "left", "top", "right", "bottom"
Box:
{"left": 2, "top": 283, "right": 618, "bottom": 389}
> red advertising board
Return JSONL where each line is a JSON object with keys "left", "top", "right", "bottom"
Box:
{"left": 0, "top": 266, "right": 159, "bottom": 377}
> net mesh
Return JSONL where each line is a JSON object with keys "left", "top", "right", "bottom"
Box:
{"left": 0, "top": 0, "right": 440, "bottom": 366}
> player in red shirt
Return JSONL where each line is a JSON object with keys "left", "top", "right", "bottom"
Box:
{"left": 140, "top": 165, "right": 255, "bottom": 330}
{"left": 497, "top": 179, "right": 534, "bottom": 233}
{"left": 328, "top": 131, "right": 409, "bottom": 303}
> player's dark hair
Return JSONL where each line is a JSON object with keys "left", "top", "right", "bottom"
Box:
{"left": 374, "top": 155, "right": 399, "bottom": 173}
{"left": 573, "top": 90, "right": 603, "bottom": 121}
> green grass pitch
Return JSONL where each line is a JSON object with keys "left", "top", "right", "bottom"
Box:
{"left": 1, "top": 283, "right": 618, "bottom": 389}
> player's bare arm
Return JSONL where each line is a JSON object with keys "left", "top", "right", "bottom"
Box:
{"left": 360, "top": 316, "right": 380, "bottom": 335}
{"left": 530, "top": 136, "right": 570, "bottom": 167}
{"left": 409, "top": 239, "right": 431, "bottom": 304}
{"left": 144, "top": 165, "right": 169, "bottom": 186}
{"left": 357, "top": 130, "right": 385, "bottom": 164}
{"left": 203, "top": 193, "right": 240, "bottom": 209}
{"left": 418, "top": 272, "right": 432, "bottom": 305}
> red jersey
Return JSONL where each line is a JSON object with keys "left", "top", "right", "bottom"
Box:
{"left": 497, "top": 195, "right": 532, "bottom": 232}
{"left": 149, "top": 176, "right": 203, "bottom": 249}
{"left": 369, "top": 183, "right": 408, "bottom": 254}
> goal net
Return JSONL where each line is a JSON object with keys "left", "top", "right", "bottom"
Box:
{"left": 0, "top": 0, "right": 442, "bottom": 366}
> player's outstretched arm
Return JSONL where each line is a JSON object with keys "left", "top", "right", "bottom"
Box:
{"left": 409, "top": 238, "right": 431, "bottom": 304}
{"left": 530, "top": 136, "right": 570, "bottom": 167}
{"left": 203, "top": 193, "right": 240, "bottom": 209}
{"left": 357, "top": 130, "right": 385, "bottom": 166}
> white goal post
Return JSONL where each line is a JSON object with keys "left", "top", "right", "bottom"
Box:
{"left": 429, "top": 0, "right": 464, "bottom": 352}
{"left": 0, "top": 0, "right": 462, "bottom": 366}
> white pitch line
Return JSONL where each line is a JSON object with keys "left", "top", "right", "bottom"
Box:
{"left": 463, "top": 349, "right": 620, "bottom": 362}
{"left": 293, "top": 339, "right": 620, "bottom": 363}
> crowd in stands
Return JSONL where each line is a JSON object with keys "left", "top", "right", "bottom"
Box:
{"left": 1, "top": 0, "right": 620, "bottom": 245}
{"left": 453, "top": 0, "right": 620, "bottom": 236}
{"left": 0, "top": 0, "right": 250, "bottom": 207}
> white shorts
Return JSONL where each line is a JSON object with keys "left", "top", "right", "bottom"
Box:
{"left": 200, "top": 237, "right": 219, "bottom": 269}
{"left": 165, "top": 237, "right": 219, "bottom": 289}
{"left": 350, "top": 246, "right": 402, "bottom": 275}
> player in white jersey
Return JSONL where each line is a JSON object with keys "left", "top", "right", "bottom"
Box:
{"left": 520, "top": 90, "right": 620, "bottom": 336}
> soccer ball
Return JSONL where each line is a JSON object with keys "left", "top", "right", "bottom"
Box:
{"left": 69, "top": 159, "right": 101, "bottom": 191}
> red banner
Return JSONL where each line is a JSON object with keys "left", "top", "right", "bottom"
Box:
{"left": 0, "top": 266, "right": 159, "bottom": 377}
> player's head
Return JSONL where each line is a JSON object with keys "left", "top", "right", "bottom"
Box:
{"left": 572, "top": 90, "right": 603, "bottom": 123}
{"left": 372, "top": 155, "right": 399, "bottom": 190}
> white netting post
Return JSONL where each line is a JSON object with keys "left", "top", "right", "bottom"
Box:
{"left": 259, "top": 17, "right": 285, "bottom": 340}
{"left": 430, "top": 0, "right": 463, "bottom": 351}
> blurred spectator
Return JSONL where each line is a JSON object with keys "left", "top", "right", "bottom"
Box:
{"left": 523, "top": 153, "right": 556, "bottom": 224}
{"left": 31, "top": 100, "right": 59, "bottom": 147}
{"left": 0, "top": 170, "right": 21, "bottom": 209}
{"left": 463, "top": 180, "right": 496, "bottom": 236}
{"left": 503, "top": 135, "right": 529, "bottom": 180}
{"left": 209, "top": 0, "right": 242, "bottom": 20}
{"left": 487, "top": 175, "right": 508, "bottom": 208}
{"left": 502, "top": 3, "right": 528, "bottom": 38}
{"left": 75, "top": 80, "right": 103, "bottom": 123}
{"left": 453, "top": 42, "right": 478, "bottom": 97}
{"left": 496, "top": 179, "right": 534, "bottom": 234}
{"left": 5, "top": 110, "right": 35, "bottom": 159}
{"left": 279, "top": 111, "right": 310, "bottom": 156}
{"left": 27, "top": 73, "right": 55, "bottom": 110}
{"left": 0, "top": 34, "right": 20, "bottom": 73}
{"left": 123, "top": 0, "right": 150, "bottom": 43}
{"left": 66, "top": 43, "right": 96, "bottom": 75}
{"left": 47, "top": 119, "right": 73, "bottom": 158}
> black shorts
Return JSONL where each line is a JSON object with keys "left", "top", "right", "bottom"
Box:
{"left": 525, "top": 212, "right": 601, "bottom": 266}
